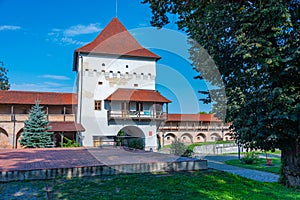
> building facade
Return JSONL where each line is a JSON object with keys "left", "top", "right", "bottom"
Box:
{"left": 73, "top": 18, "right": 170, "bottom": 150}
{"left": 0, "top": 91, "right": 84, "bottom": 148}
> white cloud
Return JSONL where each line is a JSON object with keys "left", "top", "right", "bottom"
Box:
{"left": 40, "top": 74, "right": 70, "bottom": 80}
{"left": 61, "top": 37, "right": 86, "bottom": 45}
{"left": 10, "top": 83, "right": 74, "bottom": 93}
{"left": 0, "top": 25, "right": 21, "bottom": 31}
{"left": 47, "top": 23, "right": 100, "bottom": 46}
{"left": 63, "top": 23, "right": 101, "bottom": 37}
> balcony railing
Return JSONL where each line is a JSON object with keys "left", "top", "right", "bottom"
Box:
{"left": 0, "top": 114, "right": 75, "bottom": 122}
{"left": 108, "top": 110, "right": 167, "bottom": 120}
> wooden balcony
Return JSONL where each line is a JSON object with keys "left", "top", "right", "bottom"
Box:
{"left": 108, "top": 110, "right": 167, "bottom": 121}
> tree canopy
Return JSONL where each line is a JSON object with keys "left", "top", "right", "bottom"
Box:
{"left": 143, "top": 0, "right": 300, "bottom": 187}
{"left": 0, "top": 61, "right": 10, "bottom": 90}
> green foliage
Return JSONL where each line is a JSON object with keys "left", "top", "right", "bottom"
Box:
{"left": 170, "top": 140, "right": 193, "bottom": 157}
{"left": 0, "top": 61, "right": 10, "bottom": 90}
{"left": 144, "top": 0, "right": 300, "bottom": 187}
{"left": 60, "top": 137, "right": 80, "bottom": 148}
{"left": 241, "top": 151, "right": 260, "bottom": 164}
{"left": 2, "top": 171, "right": 300, "bottom": 199}
{"left": 127, "top": 138, "right": 144, "bottom": 150}
{"left": 116, "top": 130, "right": 125, "bottom": 146}
{"left": 198, "top": 111, "right": 213, "bottom": 114}
{"left": 225, "top": 158, "right": 282, "bottom": 174}
{"left": 19, "top": 101, "right": 54, "bottom": 148}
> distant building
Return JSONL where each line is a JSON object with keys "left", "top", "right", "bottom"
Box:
{"left": 158, "top": 114, "right": 232, "bottom": 147}
{"left": 0, "top": 90, "right": 84, "bottom": 148}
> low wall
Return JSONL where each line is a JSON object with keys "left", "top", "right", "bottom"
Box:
{"left": 0, "top": 160, "right": 207, "bottom": 182}
{"left": 194, "top": 143, "right": 243, "bottom": 154}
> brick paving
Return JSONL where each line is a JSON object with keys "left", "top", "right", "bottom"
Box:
{"left": 0, "top": 148, "right": 102, "bottom": 172}
{"left": 0, "top": 147, "right": 195, "bottom": 173}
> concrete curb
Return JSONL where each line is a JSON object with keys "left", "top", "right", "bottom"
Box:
{"left": 0, "top": 160, "right": 207, "bottom": 182}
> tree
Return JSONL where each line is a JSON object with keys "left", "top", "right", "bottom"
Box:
{"left": 0, "top": 61, "right": 10, "bottom": 90}
{"left": 143, "top": 0, "right": 300, "bottom": 187}
{"left": 19, "top": 101, "right": 54, "bottom": 148}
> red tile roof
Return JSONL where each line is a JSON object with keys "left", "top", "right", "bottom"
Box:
{"left": 0, "top": 90, "right": 77, "bottom": 105}
{"left": 73, "top": 18, "right": 160, "bottom": 71}
{"left": 49, "top": 121, "right": 85, "bottom": 132}
{"left": 167, "top": 114, "right": 221, "bottom": 122}
{"left": 105, "top": 88, "right": 171, "bottom": 103}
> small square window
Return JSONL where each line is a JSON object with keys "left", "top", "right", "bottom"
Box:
{"left": 134, "top": 84, "right": 138, "bottom": 87}
{"left": 94, "top": 100, "right": 102, "bottom": 110}
{"left": 98, "top": 82, "right": 103, "bottom": 85}
{"left": 126, "top": 65, "right": 129, "bottom": 68}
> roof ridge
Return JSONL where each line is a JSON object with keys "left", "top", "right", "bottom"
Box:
{"left": 73, "top": 18, "right": 160, "bottom": 71}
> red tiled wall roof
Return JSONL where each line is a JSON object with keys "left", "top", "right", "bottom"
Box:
{"left": 49, "top": 121, "right": 85, "bottom": 132}
{"left": 105, "top": 88, "right": 171, "bottom": 103}
{"left": 167, "top": 114, "right": 221, "bottom": 122}
{"left": 73, "top": 18, "right": 160, "bottom": 71}
{"left": 0, "top": 90, "right": 77, "bottom": 105}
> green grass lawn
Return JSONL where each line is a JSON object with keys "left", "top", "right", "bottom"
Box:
{"left": 225, "top": 158, "right": 282, "bottom": 174}
{"left": 1, "top": 170, "right": 299, "bottom": 200}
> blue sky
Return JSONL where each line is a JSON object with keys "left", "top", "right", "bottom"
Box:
{"left": 0, "top": 0, "right": 211, "bottom": 113}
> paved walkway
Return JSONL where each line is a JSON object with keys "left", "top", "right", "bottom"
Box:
{"left": 0, "top": 147, "right": 197, "bottom": 172}
{"left": 201, "top": 155, "right": 280, "bottom": 182}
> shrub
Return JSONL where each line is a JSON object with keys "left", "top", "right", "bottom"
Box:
{"left": 127, "top": 138, "right": 144, "bottom": 150}
{"left": 241, "top": 151, "right": 260, "bottom": 164}
{"left": 170, "top": 141, "right": 193, "bottom": 157}
{"left": 60, "top": 137, "right": 80, "bottom": 148}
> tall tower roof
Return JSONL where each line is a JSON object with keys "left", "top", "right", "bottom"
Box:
{"left": 73, "top": 18, "right": 160, "bottom": 70}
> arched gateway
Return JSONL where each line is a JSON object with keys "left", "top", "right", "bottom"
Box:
{"left": 117, "top": 126, "right": 145, "bottom": 149}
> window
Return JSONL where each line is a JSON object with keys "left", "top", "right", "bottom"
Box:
{"left": 102, "top": 63, "right": 105, "bottom": 66}
{"left": 98, "top": 82, "right": 103, "bottom": 85}
{"left": 134, "top": 83, "right": 138, "bottom": 87}
{"left": 94, "top": 100, "right": 102, "bottom": 110}
{"left": 126, "top": 65, "right": 129, "bottom": 68}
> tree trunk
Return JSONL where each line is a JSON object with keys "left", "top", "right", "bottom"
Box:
{"left": 280, "top": 137, "right": 300, "bottom": 188}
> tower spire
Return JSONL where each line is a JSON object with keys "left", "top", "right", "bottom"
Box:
{"left": 115, "top": 0, "right": 118, "bottom": 18}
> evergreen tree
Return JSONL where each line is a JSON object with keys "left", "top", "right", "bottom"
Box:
{"left": 0, "top": 61, "right": 10, "bottom": 90}
{"left": 20, "top": 101, "right": 54, "bottom": 148}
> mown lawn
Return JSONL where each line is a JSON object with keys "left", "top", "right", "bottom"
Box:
{"left": 1, "top": 170, "right": 299, "bottom": 200}
{"left": 225, "top": 158, "right": 282, "bottom": 174}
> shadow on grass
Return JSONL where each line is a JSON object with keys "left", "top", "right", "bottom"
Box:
{"left": 1, "top": 170, "right": 297, "bottom": 200}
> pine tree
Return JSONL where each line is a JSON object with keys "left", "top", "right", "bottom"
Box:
{"left": 20, "top": 101, "right": 54, "bottom": 148}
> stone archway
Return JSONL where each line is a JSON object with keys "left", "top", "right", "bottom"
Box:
{"left": 224, "top": 133, "right": 232, "bottom": 141}
{"left": 0, "top": 127, "right": 11, "bottom": 149}
{"left": 195, "top": 133, "right": 206, "bottom": 143}
{"left": 15, "top": 129, "right": 23, "bottom": 149}
{"left": 180, "top": 133, "right": 193, "bottom": 144}
{"left": 164, "top": 133, "right": 177, "bottom": 145}
{"left": 210, "top": 133, "right": 221, "bottom": 141}
{"left": 117, "top": 126, "right": 145, "bottom": 149}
